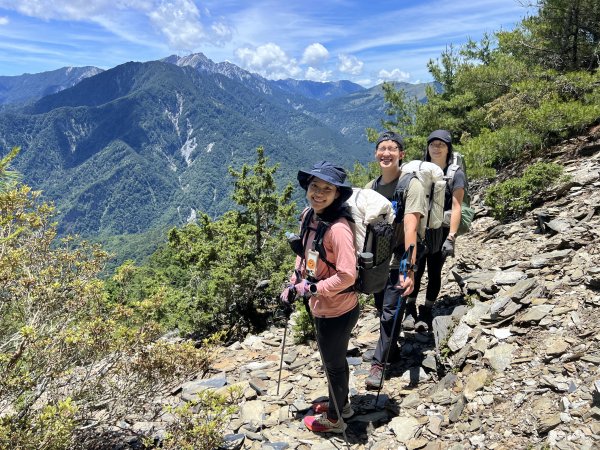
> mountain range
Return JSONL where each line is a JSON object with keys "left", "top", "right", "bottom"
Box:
{"left": 0, "top": 53, "right": 432, "bottom": 264}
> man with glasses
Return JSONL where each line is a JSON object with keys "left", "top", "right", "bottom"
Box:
{"left": 364, "top": 131, "right": 426, "bottom": 389}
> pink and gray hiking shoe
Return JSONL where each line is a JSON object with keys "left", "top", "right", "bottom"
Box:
{"left": 303, "top": 412, "right": 347, "bottom": 433}
{"left": 312, "top": 401, "right": 354, "bottom": 418}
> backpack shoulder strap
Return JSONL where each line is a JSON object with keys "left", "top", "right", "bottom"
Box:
{"left": 446, "top": 163, "right": 460, "bottom": 182}
{"left": 300, "top": 207, "right": 313, "bottom": 239}
{"left": 393, "top": 173, "right": 415, "bottom": 208}
{"left": 312, "top": 220, "right": 337, "bottom": 272}
{"left": 298, "top": 209, "right": 336, "bottom": 274}
{"left": 370, "top": 176, "right": 382, "bottom": 191}
{"left": 388, "top": 173, "right": 416, "bottom": 227}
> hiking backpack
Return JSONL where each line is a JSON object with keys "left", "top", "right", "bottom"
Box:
{"left": 296, "top": 188, "right": 396, "bottom": 294}
{"left": 443, "top": 151, "right": 474, "bottom": 236}
{"left": 396, "top": 160, "right": 446, "bottom": 254}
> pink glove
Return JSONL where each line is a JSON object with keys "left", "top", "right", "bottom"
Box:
{"left": 294, "top": 279, "right": 312, "bottom": 297}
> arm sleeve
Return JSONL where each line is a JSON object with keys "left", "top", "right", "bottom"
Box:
{"left": 451, "top": 168, "right": 466, "bottom": 192}
{"left": 404, "top": 178, "right": 427, "bottom": 218}
{"left": 444, "top": 169, "right": 466, "bottom": 211}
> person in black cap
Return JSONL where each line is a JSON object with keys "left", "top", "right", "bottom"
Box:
{"left": 406, "top": 129, "right": 466, "bottom": 330}
{"left": 363, "top": 131, "right": 426, "bottom": 389}
{"left": 280, "top": 161, "right": 359, "bottom": 434}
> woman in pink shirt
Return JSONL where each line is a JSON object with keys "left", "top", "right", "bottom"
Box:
{"left": 280, "top": 161, "right": 359, "bottom": 434}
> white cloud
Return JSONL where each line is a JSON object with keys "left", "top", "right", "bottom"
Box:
{"left": 0, "top": 0, "right": 530, "bottom": 84}
{"left": 211, "top": 21, "right": 232, "bottom": 40}
{"left": 354, "top": 78, "right": 373, "bottom": 87}
{"left": 301, "top": 43, "right": 329, "bottom": 65}
{"left": 0, "top": 0, "right": 232, "bottom": 50}
{"left": 338, "top": 54, "right": 363, "bottom": 75}
{"left": 235, "top": 43, "right": 302, "bottom": 79}
{"left": 4, "top": 0, "right": 118, "bottom": 21}
{"left": 305, "top": 66, "right": 332, "bottom": 82}
{"left": 0, "top": 16, "right": 8, "bottom": 25}
{"left": 148, "top": 0, "right": 205, "bottom": 51}
{"left": 377, "top": 68, "right": 411, "bottom": 83}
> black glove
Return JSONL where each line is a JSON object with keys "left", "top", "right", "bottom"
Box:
{"left": 280, "top": 284, "right": 296, "bottom": 317}
{"left": 441, "top": 237, "right": 455, "bottom": 258}
{"left": 280, "top": 284, "right": 296, "bottom": 305}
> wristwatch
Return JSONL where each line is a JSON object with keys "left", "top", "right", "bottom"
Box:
{"left": 309, "top": 282, "right": 318, "bottom": 296}
{"left": 406, "top": 263, "right": 418, "bottom": 273}
{"left": 402, "top": 261, "right": 418, "bottom": 273}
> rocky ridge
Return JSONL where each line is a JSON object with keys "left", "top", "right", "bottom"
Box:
{"left": 129, "top": 131, "right": 600, "bottom": 449}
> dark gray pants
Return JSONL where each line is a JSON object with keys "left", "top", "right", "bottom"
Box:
{"left": 314, "top": 303, "right": 360, "bottom": 420}
{"left": 372, "top": 269, "right": 404, "bottom": 366}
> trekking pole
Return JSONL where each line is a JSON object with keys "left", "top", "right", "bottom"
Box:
{"left": 277, "top": 286, "right": 295, "bottom": 396}
{"left": 375, "top": 244, "right": 415, "bottom": 407}
{"left": 307, "top": 293, "right": 350, "bottom": 447}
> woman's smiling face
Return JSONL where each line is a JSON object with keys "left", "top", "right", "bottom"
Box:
{"left": 307, "top": 177, "right": 340, "bottom": 214}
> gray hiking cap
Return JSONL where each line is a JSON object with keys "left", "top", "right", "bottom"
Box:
{"left": 427, "top": 129, "right": 452, "bottom": 148}
{"left": 375, "top": 131, "right": 404, "bottom": 150}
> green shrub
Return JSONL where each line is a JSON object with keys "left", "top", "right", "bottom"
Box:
{"left": 524, "top": 98, "right": 600, "bottom": 143}
{"left": 292, "top": 305, "right": 315, "bottom": 344}
{"left": 160, "top": 387, "right": 241, "bottom": 450}
{"left": 484, "top": 162, "right": 564, "bottom": 221}
{"left": 0, "top": 182, "right": 216, "bottom": 449}
{"left": 0, "top": 399, "right": 77, "bottom": 450}
{"left": 459, "top": 127, "right": 542, "bottom": 179}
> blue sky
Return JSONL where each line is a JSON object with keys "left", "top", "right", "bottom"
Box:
{"left": 0, "top": 0, "right": 533, "bottom": 87}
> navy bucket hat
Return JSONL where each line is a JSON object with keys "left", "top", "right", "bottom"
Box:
{"left": 425, "top": 129, "right": 453, "bottom": 162}
{"left": 297, "top": 161, "right": 353, "bottom": 203}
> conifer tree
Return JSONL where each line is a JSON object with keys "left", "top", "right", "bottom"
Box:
{"left": 229, "top": 146, "right": 295, "bottom": 255}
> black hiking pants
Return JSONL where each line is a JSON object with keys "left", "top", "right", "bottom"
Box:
{"left": 372, "top": 269, "right": 405, "bottom": 366}
{"left": 413, "top": 228, "right": 449, "bottom": 302}
{"left": 314, "top": 303, "right": 360, "bottom": 420}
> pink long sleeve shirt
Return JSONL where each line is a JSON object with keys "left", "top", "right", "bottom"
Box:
{"left": 292, "top": 213, "right": 358, "bottom": 318}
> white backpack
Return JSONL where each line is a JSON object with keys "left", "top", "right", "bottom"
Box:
{"left": 346, "top": 188, "right": 396, "bottom": 293}
{"left": 400, "top": 160, "right": 446, "bottom": 233}
{"left": 346, "top": 188, "right": 395, "bottom": 255}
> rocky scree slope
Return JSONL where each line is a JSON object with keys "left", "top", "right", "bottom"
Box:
{"left": 124, "top": 129, "right": 600, "bottom": 449}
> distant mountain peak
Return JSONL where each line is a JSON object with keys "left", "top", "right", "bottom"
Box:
{"left": 0, "top": 66, "right": 104, "bottom": 106}
{"left": 161, "top": 53, "right": 215, "bottom": 70}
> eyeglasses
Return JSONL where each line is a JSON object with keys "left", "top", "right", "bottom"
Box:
{"left": 377, "top": 146, "right": 401, "bottom": 152}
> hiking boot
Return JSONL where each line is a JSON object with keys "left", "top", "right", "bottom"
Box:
{"left": 303, "top": 412, "right": 347, "bottom": 433}
{"left": 365, "top": 363, "right": 384, "bottom": 389}
{"left": 313, "top": 401, "right": 354, "bottom": 418}
{"left": 402, "top": 301, "right": 418, "bottom": 330}
{"left": 416, "top": 305, "right": 433, "bottom": 331}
